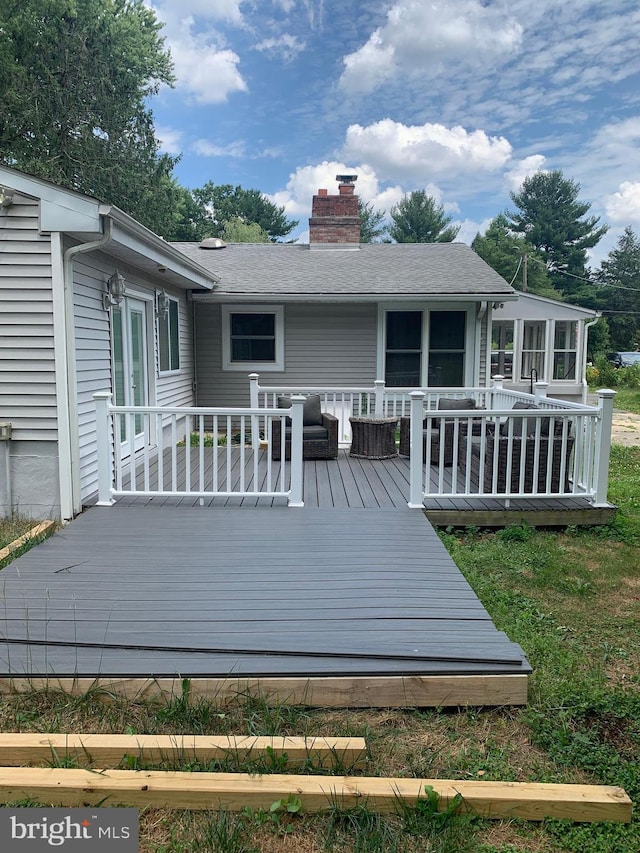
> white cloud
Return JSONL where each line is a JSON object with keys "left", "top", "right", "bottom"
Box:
{"left": 253, "top": 33, "right": 305, "bottom": 62}
{"left": 168, "top": 27, "right": 247, "bottom": 104}
{"left": 605, "top": 182, "right": 640, "bottom": 224}
{"left": 151, "top": 1, "right": 244, "bottom": 26}
{"left": 192, "top": 138, "right": 246, "bottom": 157}
{"left": 156, "top": 126, "right": 183, "bottom": 156}
{"left": 342, "top": 119, "right": 512, "bottom": 183}
{"left": 454, "top": 217, "right": 494, "bottom": 246}
{"left": 339, "top": 0, "right": 522, "bottom": 93}
{"left": 150, "top": 2, "right": 248, "bottom": 103}
{"left": 504, "top": 155, "right": 547, "bottom": 191}
{"left": 268, "top": 161, "right": 381, "bottom": 219}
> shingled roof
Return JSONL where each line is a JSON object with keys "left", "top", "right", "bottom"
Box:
{"left": 171, "top": 241, "right": 516, "bottom": 299}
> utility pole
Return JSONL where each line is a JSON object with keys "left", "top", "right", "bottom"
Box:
{"left": 522, "top": 252, "right": 528, "bottom": 292}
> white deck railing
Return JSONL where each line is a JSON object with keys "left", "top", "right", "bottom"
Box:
{"left": 250, "top": 374, "right": 615, "bottom": 508}
{"left": 93, "top": 392, "right": 306, "bottom": 507}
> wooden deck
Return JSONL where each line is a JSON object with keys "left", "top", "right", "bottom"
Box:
{"left": 111, "top": 448, "right": 615, "bottom": 527}
{"left": 0, "top": 504, "right": 531, "bottom": 707}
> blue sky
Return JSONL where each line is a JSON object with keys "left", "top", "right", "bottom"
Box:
{"left": 149, "top": 0, "right": 640, "bottom": 264}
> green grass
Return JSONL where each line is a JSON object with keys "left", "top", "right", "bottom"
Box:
{"left": 0, "top": 450, "right": 639, "bottom": 851}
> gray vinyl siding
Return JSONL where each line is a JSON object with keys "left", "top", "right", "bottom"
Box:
{"left": 73, "top": 251, "right": 196, "bottom": 502}
{"left": 72, "top": 253, "right": 114, "bottom": 502}
{"left": 195, "top": 302, "right": 378, "bottom": 407}
{"left": 0, "top": 194, "right": 58, "bottom": 439}
{"left": 156, "top": 293, "right": 194, "bottom": 409}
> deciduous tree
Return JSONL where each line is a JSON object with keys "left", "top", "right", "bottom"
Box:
{"left": 0, "top": 0, "right": 179, "bottom": 235}
{"left": 472, "top": 214, "right": 555, "bottom": 297}
{"left": 190, "top": 182, "right": 297, "bottom": 241}
{"left": 388, "top": 191, "right": 459, "bottom": 243}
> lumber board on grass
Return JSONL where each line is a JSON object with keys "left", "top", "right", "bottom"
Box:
{"left": 0, "top": 674, "right": 529, "bottom": 707}
{"left": 0, "top": 521, "right": 55, "bottom": 561}
{"left": 0, "top": 733, "right": 366, "bottom": 769}
{"left": 0, "top": 767, "right": 630, "bottom": 823}
{"left": 0, "top": 733, "right": 364, "bottom": 768}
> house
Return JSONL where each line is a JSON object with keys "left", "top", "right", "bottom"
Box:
{"left": 173, "top": 177, "right": 517, "bottom": 409}
{"left": 4, "top": 167, "right": 607, "bottom": 523}
{"left": 491, "top": 293, "right": 600, "bottom": 403}
{"left": 0, "top": 166, "right": 218, "bottom": 521}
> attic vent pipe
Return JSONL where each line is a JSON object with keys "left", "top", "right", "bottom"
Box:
{"left": 199, "top": 237, "right": 227, "bottom": 249}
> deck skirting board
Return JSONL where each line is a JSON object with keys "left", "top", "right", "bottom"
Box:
{"left": 0, "top": 674, "right": 529, "bottom": 708}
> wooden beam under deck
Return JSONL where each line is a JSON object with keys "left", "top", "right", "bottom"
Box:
{"left": 0, "top": 674, "right": 529, "bottom": 708}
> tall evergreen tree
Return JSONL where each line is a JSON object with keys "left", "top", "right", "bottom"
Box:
{"left": 507, "top": 170, "right": 608, "bottom": 297}
{"left": 596, "top": 227, "right": 640, "bottom": 351}
{"left": 472, "top": 214, "right": 556, "bottom": 297}
{"left": 358, "top": 199, "right": 387, "bottom": 242}
{"left": 389, "top": 190, "right": 459, "bottom": 243}
{"left": 0, "top": 0, "right": 179, "bottom": 236}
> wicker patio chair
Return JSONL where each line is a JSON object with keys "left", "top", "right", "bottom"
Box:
{"left": 457, "top": 402, "right": 574, "bottom": 493}
{"left": 271, "top": 394, "right": 339, "bottom": 460}
{"left": 399, "top": 397, "right": 483, "bottom": 466}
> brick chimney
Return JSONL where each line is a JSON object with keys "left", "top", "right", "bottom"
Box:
{"left": 309, "top": 175, "right": 361, "bottom": 245}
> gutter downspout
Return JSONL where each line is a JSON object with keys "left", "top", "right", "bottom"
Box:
{"left": 582, "top": 316, "right": 601, "bottom": 404}
{"left": 62, "top": 217, "right": 114, "bottom": 517}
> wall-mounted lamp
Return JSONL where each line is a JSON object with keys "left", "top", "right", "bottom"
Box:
{"left": 103, "top": 271, "right": 126, "bottom": 310}
{"left": 156, "top": 289, "right": 170, "bottom": 319}
{"left": 0, "top": 187, "right": 15, "bottom": 208}
{"left": 492, "top": 302, "right": 504, "bottom": 310}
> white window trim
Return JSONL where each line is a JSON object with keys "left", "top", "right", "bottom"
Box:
{"left": 222, "top": 304, "right": 285, "bottom": 372}
{"left": 157, "top": 294, "right": 181, "bottom": 375}
{"left": 377, "top": 304, "right": 474, "bottom": 387}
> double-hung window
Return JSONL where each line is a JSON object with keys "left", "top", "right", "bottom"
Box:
{"left": 222, "top": 305, "right": 284, "bottom": 371}
{"left": 158, "top": 297, "right": 180, "bottom": 372}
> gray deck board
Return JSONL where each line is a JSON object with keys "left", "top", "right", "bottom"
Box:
{"left": 0, "top": 506, "right": 530, "bottom": 679}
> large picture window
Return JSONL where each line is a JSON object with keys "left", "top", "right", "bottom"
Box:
{"left": 158, "top": 297, "right": 180, "bottom": 372}
{"left": 383, "top": 309, "right": 467, "bottom": 387}
{"left": 222, "top": 305, "right": 284, "bottom": 371}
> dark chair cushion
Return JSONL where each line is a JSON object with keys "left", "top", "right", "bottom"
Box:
{"left": 437, "top": 397, "right": 477, "bottom": 411}
{"left": 277, "top": 393, "right": 323, "bottom": 426}
{"left": 501, "top": 401, "right": 540, "bottom": 437}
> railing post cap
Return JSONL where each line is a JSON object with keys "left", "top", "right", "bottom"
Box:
{"left": 597, "top": 388, "right": 616, "bottom": 398}
{"left": 409, "top": 390, "right": 425, "bottom": 399}
{"left": 374, "top": 379, "right": 385, "bottom": 387}
{"left": 290, "top": 394, "right": 306, "bottom": 402}
{"left": 93, "top": 390, "right": 113, "bottom": 400}
{"left": 248, "top": 372, "right": 259, "bottom": 379}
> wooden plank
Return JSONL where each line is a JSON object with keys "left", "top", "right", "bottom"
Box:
{"left": 0, "top": 674, "right": 529, "bottom": 707}
{"left": 0, "top": 767, "right": 630, "bottom": 822}
{"left": 425, "top": 506, "right": 617, "bottom": 528}
{"left": 0, "top": 733, "right": 366, "bottom": 770}
{"left": 0, "top": 521, "right": 55, "bottom": 562}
